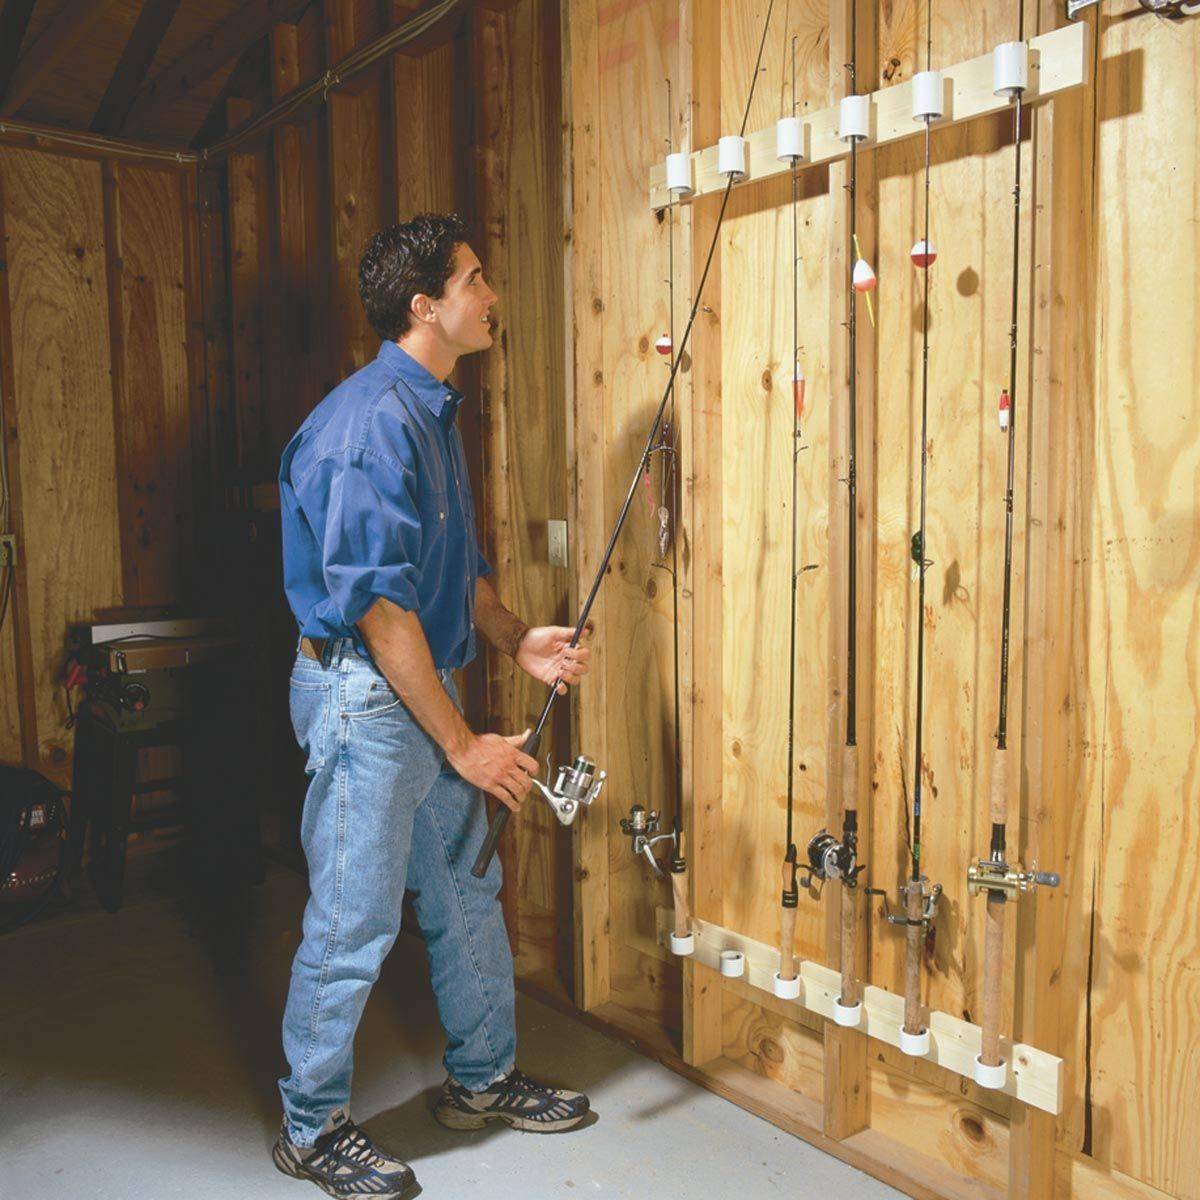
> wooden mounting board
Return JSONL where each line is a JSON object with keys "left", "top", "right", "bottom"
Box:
{"left": 655, "top": 908, "right": 1064, "bottom": 1116}
{"left": 648, "top": 21, "right": 1089, "bottom": 209}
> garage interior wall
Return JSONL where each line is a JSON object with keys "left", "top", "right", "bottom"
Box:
{"left": 561, "top": 2, "right": 1199, "bottom": 1200}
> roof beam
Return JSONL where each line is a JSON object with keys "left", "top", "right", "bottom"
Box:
{"left": 121, "top": 0, "right": 312, "bottom": 138}
{"left": 0, "top": 0, "right": 116, "bottom": 117}
{"left": 90, "top": 0, "right": 186, "bottom": 135}
{"left": 0, "top": 0, "right": 38, "bottom": 110}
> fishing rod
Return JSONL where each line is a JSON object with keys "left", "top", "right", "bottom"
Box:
{"left": 865, "top": 0, "right": 943, "bottom": 1058}
{"left": 473, "top": 0, "right": 780, "bottom": 880}
{"left": 774, "top": 35, "right": 806, "bottom": 1002}
{"left": 967, "top": 4, "right": 1059, "bottom": 1090}
{"left": 619, "top": 77, "right": 690, "bottom": 941}
{"left": 795, "top": 0, "right": 871, "bottom": 1030}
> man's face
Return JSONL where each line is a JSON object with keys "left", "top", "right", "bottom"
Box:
{"left": 427, "top": 243, "right": 497, "bottom": 354}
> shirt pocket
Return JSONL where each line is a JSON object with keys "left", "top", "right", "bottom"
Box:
{"left": 289, "top": 674, "right": 332, "bottom": 774}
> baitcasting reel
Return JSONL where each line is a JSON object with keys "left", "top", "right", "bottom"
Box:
{"left": 619, "top": 804, "right": 681, "bottom": 878}
{"left": 800, "top": 828, "right": 865, "bottom": 891}
{"left": 967, "top": 858, "right": 1060, "bottom": 900}
{"left": 532, "top": 755, "right": 606, "bottom": 826}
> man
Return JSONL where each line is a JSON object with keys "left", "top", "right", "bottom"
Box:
{"left": 275, "top": 213, "right": 592, "bottom": 1200}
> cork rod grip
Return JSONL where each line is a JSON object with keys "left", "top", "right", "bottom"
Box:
{"left": 903, "top": 882, "right": 924, "bottom": 1035}
{"left": 979, "top": 893, "right": 1006, "bottom": 1067}
{"left": 990, "top": 751, "right": 1009, "bottom": 827}
{"left": 671, "top": 826, "right": 690, "bottom": 938}
{"left": 779, "top": 905, "right": 798, "bottom": 981}
{"left": 840, "top": 881, "right": 859, "bottom": 1005}
{"left": 842, "top": 743, "right": 859, "bottom": 815}
{"left": 671, "top": 870, "right": 691, "bottom": 939}
{"left": 839, "top": 744, "right": 860, "bottom": 1004}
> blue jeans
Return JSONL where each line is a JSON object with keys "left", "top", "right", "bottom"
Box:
{"left": 278, "top": 639, "right": 516, "bottom": 1146}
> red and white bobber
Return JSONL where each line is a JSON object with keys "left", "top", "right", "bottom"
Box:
{"left": 998, "top": 388, "right": 1011, "bottom": 431}
{"left": 655, "top": 334, "right": 673, "bottom": 358}
{"left": 852, "top": 257, "right": 877, "bottom": 293}
{"left": 910, "top": 239, "right": 937, "bottom": 269}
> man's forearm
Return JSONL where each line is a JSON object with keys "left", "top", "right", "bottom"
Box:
{"left": 357, "top": 596, "right": 472, "bottom": 757}
{"left": 473, "top": 576, "right": 528, "bottom": 658}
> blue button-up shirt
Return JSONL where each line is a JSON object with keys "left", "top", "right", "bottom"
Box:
{"left": 280, "top": 341, "right": 490, "bottom": 668}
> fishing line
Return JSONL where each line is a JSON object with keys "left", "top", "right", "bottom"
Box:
{"left": 473, "top": 0, "right": 780, "bottom": 879}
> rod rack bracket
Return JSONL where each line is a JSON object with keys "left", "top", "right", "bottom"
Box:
{"left": 655, "top": 908, "right": 1065, "bottom": 1114}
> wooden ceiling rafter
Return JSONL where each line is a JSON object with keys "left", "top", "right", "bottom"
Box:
{"left": 90, "top": 0, "right": 187, "bottom": 135}
{"left": 0, "top": 0, "right": 118, "bottom": 117}
{"left": 121, "top": 0, "right": 316, "bottom": 141}
{"left": 0, "top": 0, "right": 38, "bottom": 110}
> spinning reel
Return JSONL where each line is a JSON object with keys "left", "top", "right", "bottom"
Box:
{"left": 867, "top": 876, "right": 943, "bottom": 930}
{"left": 532, "top": 755, "right": 607, "bottom": 826}
{"left": 619, "top": 804, "right": 683, "bottom": 878}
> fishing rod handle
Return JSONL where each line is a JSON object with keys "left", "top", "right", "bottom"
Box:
{"left": 902, "top": 880, "right": 925, "bottom": 1035}
{"left": 842, "top": 742, "right": 859, "bottom": 814}
{"left": 990, "top": 751, "right": 1009, "bottom": 825}
{"left": 470, "top": 728, "right": 542, "bottom": 879}
{"left": 671, "top": 869, "right": 691, "bottom": 939}
{"left": 840, "top": 881, "right": 860, "bottom": 1005}
{"left": 979, "top": 891, "right": 1006, "bottom": 1067}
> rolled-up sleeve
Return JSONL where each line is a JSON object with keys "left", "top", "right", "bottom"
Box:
{"left": 296, "top": 445, "right": 423, "bottom": 626}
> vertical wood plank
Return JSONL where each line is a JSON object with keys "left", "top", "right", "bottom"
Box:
{"left": 227, "top": 98, "right": 268, "bottom": 483}
{"left": 683, "top": 0, "right": 725, "bottom": 1069}
{"left": 0, "top": 157, "right": 36, "bottom": 764}
{"left": 325, "top": 0, "right": 386, "bottom": 381}
{"left": 110, "top": 166, "right": 191, "bottom": 606}
{"left": 473, "top": 0, "right": 570, "bottom": 991}
{"left": 562, "top": 0, "right": 611, "bottom": 1011}
{"left": 823, "top": 0, "right": 876, "bottom": 1140}
{"left": 271, "top": 22, "right": 327, "bottom": 440}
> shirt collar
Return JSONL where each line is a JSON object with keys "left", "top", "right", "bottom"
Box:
{"left": 378, "top": 340, "right": 463, "bottom": 424}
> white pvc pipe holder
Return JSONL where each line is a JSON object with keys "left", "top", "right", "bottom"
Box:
{"left": 665, "top": 152, "right": 693, "bottom": 195}
{"left": 719, "top": 949, "right": 745, "bottom": 978}
{"left": 974, "top": 1055, "right": 1009, "bottom": 1089}
{"left": 669, "top": 931, "right": 695, "bottom": 956}
{"left": 717, "top": 135, "right": 747, "bottom": 179}
{"left": 772, "top": 972, "right": 801, "bottom": 1000}
{"left": 833, "top": 999, "right": 863, "bottom": 1028}
{"left": 775, "top": 116, "right": 804, "bottom": 162}
{"left": 911, "top": 70, "right": 944, "bottom": 121}
{"left": 838, "top": 94, "right": 870, "bottom": 142}
{"left": 993, "top": 41, "right": 1029, "bottom": 98}
{"left": 899, "top": 1026, "right": 931, "bottom": 1057}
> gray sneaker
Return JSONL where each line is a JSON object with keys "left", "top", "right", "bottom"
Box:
{"left": 272, "top": 1109, "right": 419, "bottom": 1198}
{"left": 433, "top": 1069, "right": 590, "bottom": 1133}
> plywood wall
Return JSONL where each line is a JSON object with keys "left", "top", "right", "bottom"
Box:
{"left": 563, "top": 1, "right": 1200, "bottom": 1198}
{"left": 0, "top": 145, "right": 198, "bottom": 789}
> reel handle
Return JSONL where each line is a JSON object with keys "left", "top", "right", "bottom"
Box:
{"left": 470, "top": 729, "right": 542, "bottom": 879}
{"left": 1035, "top": 870, "right": 1060, "bottom": 888}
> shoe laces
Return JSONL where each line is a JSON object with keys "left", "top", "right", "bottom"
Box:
{"left": 322, "top": 1121, "right": 386, "bottom": 1169}
{"left": 501, "top": 1069, "right": 556, "bottom": 1099}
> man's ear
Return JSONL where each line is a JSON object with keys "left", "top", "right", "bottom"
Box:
{"left": 410, "top": 292, "right": 436, "bottom": 325}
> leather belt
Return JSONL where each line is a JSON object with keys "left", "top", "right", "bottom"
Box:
{"left": 300, "top": 636, "right": 327, "bottom": 663}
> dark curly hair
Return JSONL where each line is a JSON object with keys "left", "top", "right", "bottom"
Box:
{"left": 358, "top": 213, "right": 469, "bottom": 341}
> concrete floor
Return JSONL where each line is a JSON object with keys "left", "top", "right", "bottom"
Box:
{"left": 0, "top": 857, "right": 904, "bottom": 1200}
